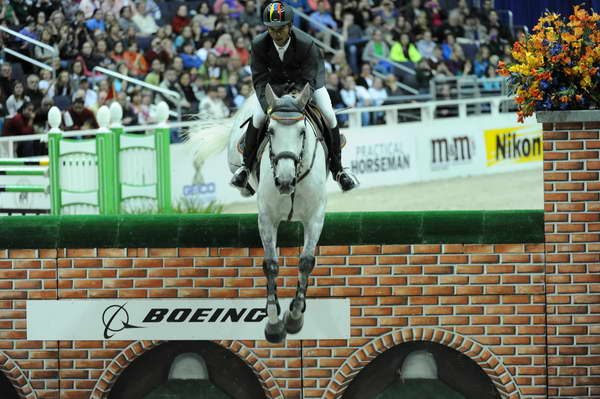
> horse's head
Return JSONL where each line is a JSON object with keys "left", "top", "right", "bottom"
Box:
{"left": 265, "top": 82, "right": 311, "bottom": 195}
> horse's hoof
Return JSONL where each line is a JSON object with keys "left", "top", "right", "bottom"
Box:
{"left": 264, "top": 320, "right": 287, "bottom": 343}
{"left": 283, "top": 310, "right": 304, "bottom": 334}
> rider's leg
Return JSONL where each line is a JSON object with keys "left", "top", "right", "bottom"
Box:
{"left": 312, "top": 87, "right": 359, "bottom": 191}
{"left": 230, "top": 93, "right": 267, "bottom": 190}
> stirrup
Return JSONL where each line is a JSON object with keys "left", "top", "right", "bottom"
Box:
{"left": 335, "top": 168, "right": 360, "bottom": 192}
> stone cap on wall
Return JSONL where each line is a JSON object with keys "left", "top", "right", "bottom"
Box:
{"left": 536, "top": 110, "right": 600, "bottom": 122}
{"left": 0, "top": 211, "right": 543, "bottom": 249}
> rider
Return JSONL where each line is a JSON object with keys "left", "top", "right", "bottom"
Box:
{"left": 230, "top": 1, "right": 359, "bottom": 193}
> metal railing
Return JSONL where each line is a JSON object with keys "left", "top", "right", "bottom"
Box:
{"left": 0, "top": 26, "right": 58, "bottom": 80}
{"left": 94, "top": 66, "right": 182, "bottom": 121}
{"left": 292, "top": 7, "right": 344, "bottom": 54}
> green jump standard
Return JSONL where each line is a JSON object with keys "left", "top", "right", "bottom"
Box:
{"left": 0, "top": 211, "right": 543, "bottom": 249}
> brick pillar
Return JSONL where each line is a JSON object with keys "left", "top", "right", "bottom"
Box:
{"left": 539, "top": 110, "right": 600, "bottom": 398}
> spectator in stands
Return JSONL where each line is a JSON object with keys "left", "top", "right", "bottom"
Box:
{"left": 33, "top": 97, "right": 54, "bottom": 135}
{"left": 38, "top": 69, "right": 53, "bottom": 94}
{"left": 86, "top": 9, "right": 106, "bottom": 33}
{"left": 115, "top": 92, "right": 138, "bottom": 126}
{"left": 213, "top": 0, "right": 244, "bottom": 18}
{"left": 390, "top": 33, "right": 422, "bottom": 64}
{"left": 233, "top": 82, "right": 252, "bottom": 109}
{"left": 118, "top": 6, "right": 137, "bottom": 33}
{"left": 177, "top": 71, "right": 200, "bottom": 114}
{"left": 340, "top": 75, "right": 371, "bottom": 126}
{"left": 172, "top": 4, "right": 191, "bottom": 35}
{"left": 158, "top": 68, "right": 181, "bottom": 109}
{"left": 285, "top": 0, "right": 310, "bottom": 27}
{"left": 63, "top": 97, "right": 98, "bottom": 130}
{"left": 326, "top": 72, "right": 344, "bottom": 112}
{"left": 101, "top": 0, "right": 124, "bottom": 17}
{"left": 239, "top": 0, "right": 261, "bottom": 28}
{"left": 375, "top": 0, "right": 398, "bottom": 23}
{"left": 174, "top": 25, "right": 193, "bottom": 50}
{"left": 474, "top": 45, "right": 491, "bottom": 77}
{"left": 0, "top": 63, "right": 14, "bottom": 98}
{"left": 417, "top": 30, "right": 436, "bottom": 61}
{"left": 356, "top": 63, "right": 374, "bottom": 89}
{"left": 464, "top": 13, "right": 487, "bottom": 43}
{"left": 79, "top": 0, "right": 100, "bottom": 19}
{"left": 0, "top": 1, "right": 20, "bottom": 26}
{"left": 47, "top": 69, "right": 72, "bottom": 99}
{"left": 487, "top": 27, "right": 505, "bottom": 57}
{"left": 0, "top": 86, "right": 7, "bottom": 133}
{"left": 384, "top": 73, "right": 406, "bottom": 98}
{"left": 144, "top": 38, "right": 170, "bottom": 66}
{"left": 6, "top": 81, "right": 30, "bottom": 118}
{"left": 3, "top": 102, "right": 37, "bottom": 157}
{"left": 32, "top": 28, "right": 56, "bottom": 64}
{"left": 144, "top": 59, "right": 164, "bottom": 86}
{"left": 197, "top": 52, "right": 223, "bottom": 86}
{"left": 110, "top": 41, "right": 126, "bottom": 64}
{"left": 235, "top": 36, "right": 250, "bottom": 66}
{"left": 309, "top": 1, "right": 337, "bottom": 47}
{"left": 425, "top": 0, "right": 446, "bottom": 34}
{"left": 10, "top": 0, "right": 32, "bottom": 24}
{"left": 214, "top": 33, "right": 236, "bottom": 57}
{"left": 130, "top": 89, "right": 149, "bottom": 124}
{"left": 441, "top": 33, "right": 456, "bottom": 60}
{"left": 404, "top": 0, "right": 425, "bottom": 23}
{"left": 56, "top": 25, "right": 78, "bottom": 64}
{"left": 74, "top": 80, "right": 97, "bottom": 109}
{"left": 25, "top": 74, "right": 43, "bottom": 108}
{"left": 132, "top": 1, "right": 159, "bottom": 36}
{"left": 368, "top": 77, "right": 388, "bottom": 124}
{"left": 445, "top": 43, "right": 466, "bottom": 75}
{"left": 199, "top": 84, "right": 229, "bottom": 119}
{"left": 180, "top": 41, "right": 203, "bottom": 69}
{"left": 34, "top": 10, "right": 47, "bottom": 33}
{"left": 342, "top": 12, "right": 367, "bottom": 75}
{"left": 192, "top": 2, "right": 217, "bottom": 32}
{"left": 123, "top": 41, "right": 149, "bottom": 77}
{"left": 455, "top": 0, "right": 474, "bottom": 19}
{"left": 415, "top": 58, "right": 433, "bottom": 92}
{"left": 486, "top": 10, "right": 512, "bottom": 42}
{"left": 307, "top": 0, "right": 330, "bottom": 12}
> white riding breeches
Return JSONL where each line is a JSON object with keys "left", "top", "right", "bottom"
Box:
{"left": 248, "top": 86, "right": 338, "bottom": 129}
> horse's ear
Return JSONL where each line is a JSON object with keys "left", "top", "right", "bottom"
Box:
{"left": 265, "top": 83, "right": 278, "bottom": 110}
{"left": 295, "top": 83, "right": 312, "bottom": 110}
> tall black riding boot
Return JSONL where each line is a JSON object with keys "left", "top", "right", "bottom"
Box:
{"left": 329, "top": 125, "right": 359, "bottom": 192}
{"left": 230, "top": 122, "right": 260, "bottom": 190}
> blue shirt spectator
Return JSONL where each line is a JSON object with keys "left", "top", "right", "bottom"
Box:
{"left": 86, "top": 9, "right": 106, "bottom": 32}
{"left": 309, "top": 1, "right": 337, "bottom": 32}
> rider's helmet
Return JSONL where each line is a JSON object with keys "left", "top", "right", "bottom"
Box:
{"left": 262, "top": 1, "right": 294, "bottom": 27}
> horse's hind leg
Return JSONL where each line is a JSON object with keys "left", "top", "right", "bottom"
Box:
{"left": 259, "top": 215, "right": 287, "bottom": 343}
{"left": 285, "top": 215, "right": 325, "bottom": 334}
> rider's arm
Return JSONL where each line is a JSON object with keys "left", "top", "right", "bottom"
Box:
{"left": 299, "top": 42, "right": 323, "bottom": 95}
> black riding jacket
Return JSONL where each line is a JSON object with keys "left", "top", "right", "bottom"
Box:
{"left": 251, "top": 27, "right": 326, "bottom": 113}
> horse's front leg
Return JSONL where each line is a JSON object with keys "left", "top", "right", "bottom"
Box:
{"left": 285, "top": 211, "right": 325, "bottom": 334}
{"left": 258, "top": 213, "right": 287, "bottom": 343}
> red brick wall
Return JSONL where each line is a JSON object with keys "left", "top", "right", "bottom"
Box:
{"left": 542, "top": 120, "right": 600, "bottom": 398}
{"left": 2, "top": 244, "right": 546, "bottom": 399}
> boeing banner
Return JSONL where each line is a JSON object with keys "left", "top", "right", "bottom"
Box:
{"left": 26, "top": 299, "right": 350, "bottom": 340}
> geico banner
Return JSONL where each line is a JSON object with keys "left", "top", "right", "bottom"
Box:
{"left": 27, "top": 299, "right": 349, "bottom": 340}
{"left": 342, "top": 126, "right": 418, "bottom": 188}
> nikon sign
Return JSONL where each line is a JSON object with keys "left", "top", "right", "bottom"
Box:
{"left": 26, "top": 299, "right": 350, "bottom": 340}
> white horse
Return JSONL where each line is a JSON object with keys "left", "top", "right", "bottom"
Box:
{"left": 190, "top": 83, "right": 328, "bottom": 343}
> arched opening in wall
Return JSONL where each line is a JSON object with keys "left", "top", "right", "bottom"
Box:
{"left": 0, "top": 371, "right": 19, "bottom": 399}
{"left": 342, "top": 341, "right": 501, "bottom": 399}
{"left": 108, "top": 341, "right": 266, "bottom": 399}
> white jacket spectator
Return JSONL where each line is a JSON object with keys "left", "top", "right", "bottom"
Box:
{"left": 199, "top": 87, "right": 230, "bottom": 119}
{"left": 340, "top": 76, "right": 371, "bottom": 108}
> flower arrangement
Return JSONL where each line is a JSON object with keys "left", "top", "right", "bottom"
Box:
{"left": 498, "top": 5, "right": 600, "bottom": 122}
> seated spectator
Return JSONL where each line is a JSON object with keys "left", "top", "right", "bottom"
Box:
{"left": 38, "top": 69, "right": 53, "bottom": 94}
{"left": 309, "top": 1, "right": 337, "bottom": 47}
{"left": 213, "top": 0, "right": 244, "bottom": 18}
{"left": 404, "top": 0, "right": 426, "bottom": 22}
{"left": 192, "top": 2, "right": 217, "bottom": 32}
{"left": 306, "top": 0, "right": 330, "bottom": 11}
{"left": 286, "top": 0, "right": 310, "bottom": 27}
{"left": 342, "top": 12, "right": 368, "bottom": 75}
{"left": 74, "top": 80, "right": 98, "bottom": 109}
{"left": 197, "top": 53, "right": 224, "bottom": 86}
{"left": 375, "top": 0, "right": 398, "bottom": 23}
{"left": 473, "top": 45, "right": 491, "bottom": 77}
{"left": 180, "top": 41, "right": 203, "bottom": 69}
{"left": 172, "top": 4, "right": 191, "bottom": 35}
{"left": 145, "top": 59, "right": 164, "bottom": 86}
{"left": 441, "top": 33, "right": 456, "bottom": 60}
{"left": 464, "top": 14, "right": 488, "bottom": 42}
{"left": 47, "top": 69, "right": 73, "bottom": 99}
{"left": 239, "top": 0, "right": 261, "bottom": 27}
{"left": 235, "top": 36, "right": 250, "bottom": 66}
{"left": 158, "top": 69, "right": 181, "bottom": 110}
{"left": 340, "top": 75, "right": 371, "bottom": 126}
{"left": 171, "top": 55, "right": 185, "bottom": 76}
{"left": 384, "top": 74, "right": 408, "bottom": 98}
{"left": 362, "top": 30, "right": 390, "bottom": 72}
{"left": 3, "top": 102, "right": 39, "bottom": 157}
{"left": 214, "top": 33, "right": 236, "bottom": 57}
{"left": 486, "top": 10, "right": 513, "bottom": 42}
{"left": 368, "top": 77, "right": 388, "bottom": 124}
{"left": 25, "top": 74, "right": 43, "bottom": 108}
{"left": 110, "top": 41, "right": 126, "bottom": 64}
{"left": 415, "top": 58, "right": 433, "bottom": 92}
{"left": 79, "top": 0, "right": 101, "bottom": 19}
{"left": 112, "top": 63, "right": 134, "bottom": 96}
{"left": 0, "top": 1, "right": 20, "bottom": 26}
{"left": 132, "top": 1, "right": 159, "bottom": 36}
{"left": 234, "top": 82, "right": 252, "bottom": 109}
{"left": 63, "top": 97, "right": 98, "bottom": 130}
{"left": 177, "top": 71, "right": 200, "bottom": 114}
{"left": 325, "top": 73, "right": 345, "bottom": 125}
{"left": 417, "top": 30, "right": 436, "bottom": 61}
{"left": 175, "top": 25, "right": 194, "bottom": 50}
{"left": 0, "top": 63, "right": 14, "bottom": 98}
{"left": 123, "top": 41, "right": 149, "bottom": 77}
{"left": 56, "top": 25, "right": 78, "bottom": 64}
{"left": 198, "top": 85, "right": 229, "bottom": 119}
{"left": 445, "top": 43, "right": 466, "bottom": 75}
{"left": 6, "top": 81, "right": 30, "bottom": 118}
{"left": 101, "top": 0, "right": 124, "bottom": 17}
{"left": 33, "top": 97, "right": 55, "bottom": 134}
{"left": 130, "top": 89, "right": 149, "bottom": 124}
{"left": 455, "top": 0, "right": 474, "bottom": 19}
{"left": 425, "top": 0, "right": 446, "bottom": 33}
{"left": 356, "top": 63, "right": 374, "bottom": 89}
{"left": 95, "top": 39, "right": 114, "bottom": 69}
{"left": 390, "top": 33, "right": 422, "bottom": 64}
{"left": 118, "top": 6, "right": 137, "bottom": 33}
{"left": 86, "top": 9, "right": 106, "bottom": 33}
{"left": 440, "top": 10, "right": 465, "bottom": 41}
{"left": 427, "top": 46, "right": 445, "bottom": 70}
{"left": 114, "top": 92, "right": 138, "bottom": 126}
{"left": 144, "top": 38, "right": 171, "bottom": 66}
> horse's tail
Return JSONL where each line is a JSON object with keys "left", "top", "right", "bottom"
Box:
{"left": 184, "top": 118, "right": 233, "bottom": 164}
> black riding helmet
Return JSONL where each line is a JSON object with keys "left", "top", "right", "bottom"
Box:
{"left": 262, "top": 1, "right": 293, "bottom": 27}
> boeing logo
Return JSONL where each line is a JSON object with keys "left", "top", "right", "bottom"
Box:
{"left": 102, "top": 304, "right": 144, "bottom": 339}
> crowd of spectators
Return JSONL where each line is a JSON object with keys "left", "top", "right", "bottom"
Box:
{"left": 0, "top": 0, "right": 515, "bottom": 156}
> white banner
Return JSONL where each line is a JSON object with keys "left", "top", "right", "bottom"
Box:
{"left": 27, "top": 299, "right": 350, "bottom": 340}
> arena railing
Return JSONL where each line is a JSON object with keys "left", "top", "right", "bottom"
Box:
{"left": 93, "top": 66, "right": 182, "bottom": 121}
{"left": 292, "top": 7, "right": 344, "bottom": 54}
{"left": 0, "top": 26, "right": 58, "bottom": 81}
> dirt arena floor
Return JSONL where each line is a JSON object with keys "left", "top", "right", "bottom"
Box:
{"left": 222, "top": 168, "right": 544, "bottom": 213}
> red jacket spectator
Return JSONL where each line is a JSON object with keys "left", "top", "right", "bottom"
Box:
{"left": 64, "top": 98, "right": 99, "bottom": 131}
{"left": 171, "top": 5, "right": 191, "bottom": 34}
{"left": 3, "top": 106, "right": 35, "bottom": 136}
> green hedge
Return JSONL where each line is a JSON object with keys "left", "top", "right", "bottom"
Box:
{"left": 0, "top": 211, "right": 543, "bottom": 249}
